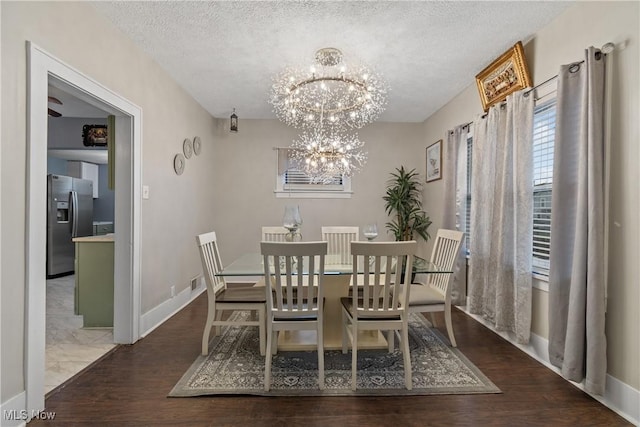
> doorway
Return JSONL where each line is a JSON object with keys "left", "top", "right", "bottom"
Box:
{"left": 26, "top": 42, "right": 142, "bottom": 414}
{"left": 45, "top": 82, "right": 116, "bottom": 393}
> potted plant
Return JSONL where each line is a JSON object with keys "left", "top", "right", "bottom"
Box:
{"left": 383, "top": 166, "right": 432, "bottom": 242}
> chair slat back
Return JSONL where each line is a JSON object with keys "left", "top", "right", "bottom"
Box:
{"left": 351, "top": 241, "right": 417, "bottom": 318}
{"left": 428, "top": 229, "right": 465, "bottom": 296}
{"left": 322, "top": 226, "right": 359, "bottom": 265}
{"left": 262, "top": 226, "right": 290, "bottom": 242}
{"left": 196, "top": 231, "right": 225, "bottom": 295}
{"left": 261, "top": 241, "right": 327, "bottom": 319}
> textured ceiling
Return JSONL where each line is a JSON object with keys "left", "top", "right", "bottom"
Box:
{"left": 92, "top": 1, "right": 572, "bottom": 123}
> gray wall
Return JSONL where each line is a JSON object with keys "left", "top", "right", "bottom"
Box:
{"left": 209, "top": 118, "right": 431, "bottom": 265}
{"left": 48, "top": 117, "right": 107, "bottom": 149}
{"left": 93, "top": 164, "right": 114, "bottom": 222}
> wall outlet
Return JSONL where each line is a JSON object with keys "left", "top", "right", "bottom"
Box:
{"left": 170, "top": 285, "right": 176, "bottom": 298}
{"left": 190, "top": 276, "right": 199, "bottom": 291}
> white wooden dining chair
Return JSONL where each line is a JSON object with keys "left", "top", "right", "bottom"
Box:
{"left": 407, "top": 229, "right": 464, "bottom": 347}
{"left": 341, "top": 240, "right": 417, "bottom": 390}
{"left": 321, "top": 226, "right": 359, "bottom": 265}
{"left": 261, "top": 226, "right": 290, "bottom": 242}
{"left": 196, "top": 231, "right": 266, "bottom": 356}
{"left": 261, "top": 241, "right": 328, "bottom": 391}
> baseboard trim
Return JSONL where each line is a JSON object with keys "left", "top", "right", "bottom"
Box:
{"left": 0, "top": 391, "right": 27, "bottom": 427}
{"left": 140, "top": 283, "right": 206, "bottom": 338}
{"left": 459, "top": 306, "right": 639, "bottom": 425}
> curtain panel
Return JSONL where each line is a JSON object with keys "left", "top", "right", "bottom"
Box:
{"left": 548, "top": 47, "right": 607, "bottom": 395}
{"left": 441, "top": 125, "right": 468, "bottom": 306}
{"left": 468, "top": 91, "right": 534, "bottom": 344}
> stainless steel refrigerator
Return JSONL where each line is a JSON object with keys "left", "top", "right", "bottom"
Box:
{"left": 47, "top": 174, "right": 94, "bottom": 277}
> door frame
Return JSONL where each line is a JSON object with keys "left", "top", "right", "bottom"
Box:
{"left": 26, "top": 42, "right": 142, "bottom": 413}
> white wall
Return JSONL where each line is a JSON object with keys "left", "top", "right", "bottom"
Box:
{"left": 1, "top": 1, "right": 218, "bottom": 402}
{"left": 422, "top": 1, "right": 639, "bottom": 390}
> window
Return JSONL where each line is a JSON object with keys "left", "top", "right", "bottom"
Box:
{"left": 532, "top": 101, "right": 556, "bottom": 275}
{"left": 463, "top": 100, "right": 556, "bottom": 276}
{"left": 465, "top": 134, "right": 473, "bottom": 254}
{"left": 275, "top": 149, "right": 352, "bottom": 198}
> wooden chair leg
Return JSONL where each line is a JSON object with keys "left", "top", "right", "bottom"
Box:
{"left": 264, "top": 326, "right": 273, "bottom": 391}
{"left": 444, "top": 308, "right": 457, "bottom": 347}
{"left": 317, "top": 320, "right": 325, "bottom": 390}
{"left": 387, "top": 330, "right": 395, "bottom": 353}
{"left": 401, "top": 324, "right": 412, "bottom": 390}
{"left": 429, "top": 312, "right": 438, "bottom": 327}
{"left": 258, "top": 306, "right": 266, "bottom": 356}
{"left": 341, "top": 309, "right": 348, "bottom": 354}
{"left": 201, "top": 318, "right": 213, "bottom": 356}
{"left": 351, "top": 321, "right": 358, "bottom": 391}
{"left": 214, "top": 309, "right": 224, "bottom": 336}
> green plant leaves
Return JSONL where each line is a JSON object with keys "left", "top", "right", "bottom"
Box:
{"left": 383, "top": 166, "right": 431, "bottom": 242}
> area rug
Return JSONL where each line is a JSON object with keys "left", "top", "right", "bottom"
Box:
{"left": 169, "top": 312, "right": 500, "bottom": 397}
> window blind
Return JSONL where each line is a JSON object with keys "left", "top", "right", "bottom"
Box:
{"left": 532, "top": 102, "right": 556, "bottom": 273}
{"left": 276, "top": 148, "right": 346, "bottom": 192}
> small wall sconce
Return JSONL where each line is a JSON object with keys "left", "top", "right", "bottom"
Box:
{"left": 230, "top": 108, "right": 238, "bottom": 133}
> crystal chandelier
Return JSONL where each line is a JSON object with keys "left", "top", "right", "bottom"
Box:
{"left": 270, "top": 48, "right": 388, "bottom": 131}
{"left": 270, "top": 48, "right": 386, "bottom": 179}
{"left": 289, "top": 127, "right": 367, "bottom": 181}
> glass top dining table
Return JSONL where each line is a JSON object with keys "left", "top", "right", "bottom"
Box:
{"left": 215, "top": 253, "right": 451, "bottom": 277}
{"left": 215, "top": 252, "right": 451, "bottom": 351}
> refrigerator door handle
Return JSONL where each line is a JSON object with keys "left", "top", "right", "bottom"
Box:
{"left": 68, "top": 191, "right": 74, "bottom": 235}
{"left": 71, "top": 190, "right": 79, "bottom": 237}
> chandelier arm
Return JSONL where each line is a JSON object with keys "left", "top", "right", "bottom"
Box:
{"left": 289, "top": 76, "right": 367, "bottom": 92}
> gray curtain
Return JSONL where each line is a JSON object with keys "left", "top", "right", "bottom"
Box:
{"left": 441, "top": 125, "right": 468, "bottom": 305}
{"left": 548, "top": 47, "right": 607, "bottom": 395}
{"left": 468, "top": 90, "right": 534, "bottom": 344}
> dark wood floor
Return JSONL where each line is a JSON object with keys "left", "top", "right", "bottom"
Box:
{"left": 34, "top": 293, "right": 630, "bottom": 426}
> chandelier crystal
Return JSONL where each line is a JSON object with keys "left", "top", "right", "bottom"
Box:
{"left": 270, "top": 48, "right": 388, "bottom": 131}
{"left": 289, "top": 127, "right": 367, "bottom": 181}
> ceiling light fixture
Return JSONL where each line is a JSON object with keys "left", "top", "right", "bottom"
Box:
{"left": 230, "top": 108, "right": 238, "bottom": 133}
{"left": 270, "top": 48, "right": 387, "bottom": 178}
{"left": 289, "top": 127, "right": 367, "bottom": 181}
{"left": 270, "top": 48, "right": 388, "bottom": 130}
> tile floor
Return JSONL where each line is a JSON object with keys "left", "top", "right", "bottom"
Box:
{"left": 46, "top": 275, "right": 115, "bottom": 394}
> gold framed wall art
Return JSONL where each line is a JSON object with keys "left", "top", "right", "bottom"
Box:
{"left": 475, "top": 41, "right": 532, "bottom": 111}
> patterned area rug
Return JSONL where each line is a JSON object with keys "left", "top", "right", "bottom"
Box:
{"left": 169, "top": 312, "right": 500, "bottom": 397}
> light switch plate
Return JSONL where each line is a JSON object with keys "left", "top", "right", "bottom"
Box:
{"left": 142, "top": 185, "right": 150, "bottom": 199}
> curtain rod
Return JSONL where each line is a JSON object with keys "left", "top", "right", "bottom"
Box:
{"left": 449, "top": 42, "right": 616, "bottom": 134}
{"left": 523, "top": 42, "right": 614, "bottom": 98}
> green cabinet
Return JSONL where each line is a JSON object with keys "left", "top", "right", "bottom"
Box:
{"left": 74, "top": 236, "right": 114, "bottom": 327}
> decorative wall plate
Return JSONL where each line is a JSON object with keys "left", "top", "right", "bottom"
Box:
{"left": 193, "top": 136, "right": 202, "bottom": 156}
{"left": 183, "top": 138, "right": 193, "bottom": 159}
{"left": 174, "top": 153, "right": 185, "bottom": 175}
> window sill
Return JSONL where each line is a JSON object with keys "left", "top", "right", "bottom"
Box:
{"left": 532, "top": 272, "right": 549, "bottom": 292}
{"left": 274, "top": 190, "right": 353, "bottom": 199}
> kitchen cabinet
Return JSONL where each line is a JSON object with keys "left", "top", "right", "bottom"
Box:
{"left": 67, "top": 161, "right": 99, "bottom": 198}
{"left": 73, "top": 234, "right": 114, "bottom": 327}
{"left": 93, "top": 221, "right": 114, "bottom": 235}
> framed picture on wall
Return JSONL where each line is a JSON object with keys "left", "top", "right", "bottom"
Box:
{"left": 426, "top": 140, "right": 442, "bottom": 183}
{"left": 82, "top": 124, "right": 108, "bottom": 147}
{"left": 475, "top": 41, "right": 532, "bottom": 111}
